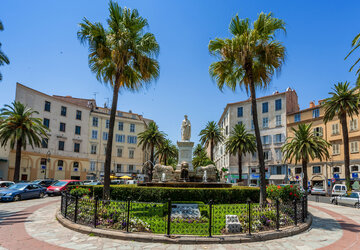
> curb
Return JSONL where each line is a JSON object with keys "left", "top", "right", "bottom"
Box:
{"left": 56, "top": 210, "right": 312, "bottom": 244}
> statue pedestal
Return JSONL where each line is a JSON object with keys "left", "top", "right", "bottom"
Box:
{"left": 177, "top": 141, "right": 194, "bottom": 171}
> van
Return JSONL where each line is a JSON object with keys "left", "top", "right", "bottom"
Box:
{"left": 332, "top": 184, "right": 347, "bottom": 196}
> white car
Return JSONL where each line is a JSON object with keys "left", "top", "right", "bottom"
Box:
{"left": 0, "top": 181, "right": 15, "bottom": 188}
{"left": 331, "top": 192, "right": 360, "bottom": 208}
{"left": 249, "top": 184, "right": 258, "bottom": 187}
{"left": 332, "top": 184, "right": 347, "bottom": 196}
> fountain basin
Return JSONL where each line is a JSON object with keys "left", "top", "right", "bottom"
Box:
{"left": 138, "top": 182, "right": 232, "bottom": 188}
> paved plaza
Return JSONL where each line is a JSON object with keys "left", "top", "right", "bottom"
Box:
{"left": 0, "top": 197, "right": 359, "bottom": 249}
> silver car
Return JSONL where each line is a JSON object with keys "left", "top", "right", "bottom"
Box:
{"left": 331, "top": 192, "right": 360, "bottom": 208}
{"left": 311, "top": 186, "right": 326, "bottom": 196}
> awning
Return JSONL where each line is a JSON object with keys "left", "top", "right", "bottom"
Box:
{"left": 120, "top": 175, "right": 132, "bottom": 179}
{"left": 311, "top": 175, "right": 324, "bottom": 181}
{"left": 0, "top": 158, "right": 8, "bottom": 162}
{"left": 269, "top": 175, "right": 286, "bottom": 180}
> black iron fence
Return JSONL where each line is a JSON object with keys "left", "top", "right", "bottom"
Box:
{"left": 60, "top": 193, "right": 308, "bottom": 237}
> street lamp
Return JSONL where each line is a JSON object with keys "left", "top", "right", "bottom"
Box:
{"left": 45, "top": 150, "right": 51, "bottom": 179}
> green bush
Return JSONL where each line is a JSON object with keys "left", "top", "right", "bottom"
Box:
{"left": 266, "top": 184, "right": 302, "bottom": 202}
{"left": 70, "top": 187, "right": 91, "bottom": 197}
{"left": 69, "top": 185, "right": 259, "bottom": 204}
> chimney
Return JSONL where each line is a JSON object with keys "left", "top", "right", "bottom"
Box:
{"left": 309, "top": 101, "right": 315, "bottom": 108}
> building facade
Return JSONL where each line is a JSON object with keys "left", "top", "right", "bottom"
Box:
{"left": 287, "top": 101, "right": 360, "bottom": 192}
{"left": 214, "top": 88, "right": 299, "bottom": 185}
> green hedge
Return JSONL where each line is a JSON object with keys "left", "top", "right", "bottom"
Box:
{"left": 70, "top": 185, "right": 259, "bottom": 204}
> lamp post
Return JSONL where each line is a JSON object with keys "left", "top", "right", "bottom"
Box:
{"left": 45, "top": 150, "right": 51, "bottom": 179}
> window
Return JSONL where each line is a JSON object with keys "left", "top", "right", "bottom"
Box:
{"left": 61, "top": 106, "right": 67, "bottom": 116}
{"left": 40, "top": 158, "right": 47, "bottom": 166}
{"left": 58, "top": 141, "right": 64, "bottom": 151}
{"left": 104, "top": 145, "right": 107, "bottom": 154}
{"left": 58, "top": 160, "right": 63, "bottom": 171}
{"left": 313, "top": 166, "right": 321, "bottom": 174}
{"left": 238, "top": 121, "right": 243, "bottom": 125}
{"left": 275, "top": 149, "right": 282, "bottom": 161}
{"left": 74, "top": 143, "right": 80, "bottom": 153}
{"left": 276, "top": 115, "right": 282, "bottom": 127}
{"left": 115, "top": 134, "right": 125, "bottom": 143}
{"left": 75, "top": 126, "right": 81, "bottom": 135}
{"left": 128, "top": 165, "right": 134, "bottom": 173}
{"left": 312, "top": 108, "right": 320, "bottom": 118}
{"left": 76, "top": 110, "right": 82, "bottom": 120}
{"left": 295, "top": 168, "right": 302, "bottom": 174}
{"left": 103, "top": 132, "right": 108, "bottom": 141}
{"left": 59, "top": 122, "right": 66, "bottom": 132}
{"left": 274, "top": 134, "right": 283, "bottom": 143}
{"left": 275, "top": 99, "right": 282, "bottom": 111}
{"left": 294, "top": 113, "right": 301, "bottom": 122}
{"left": 73, "top": 162, "right": 79, "bottom": 170}
{"left": 44, "top": 101, "right": 51, "bottom": 112}
{"left": 91, "top": 130, "right": 98, "bottom": 139}
{"left": 251, "top": 120, "right": 254, "bottom": 130}
{"left": 118, "top": 122, "right": 124, "bottom": 131}
{"left": 262, "top": 135, "right": 270, "bottom": 145}
{"left": 262, "top": 117, "right": 269, "bottom": 128}
{"left": 40, "top": 138, "right": 48, "bottom": 148}
{"left": 262, "top": 102, "right": 268, "bottom": 113}
{"left": 92, "top": 117, "right": 98, "bottom": 127}
{"left": 351, "top": 165, "right": 359, "bottom": 172}
{"left": 251, "top": 168, "right": 257, "bottom": 173}
{"left": 43, "top": 118, "right": 50, "bottom": 128}
{"left": 127, "top": 136, "right": 137, "bottom": 144}
{"left": 90, "top": 161, "right": 96, "bottom": 171}
{"left": 105, "top": 119, "right": 110, "bottom": 129}
{"left": 350, "top": 141, "right": 359, "bottom": 153}
{"left": 91, "top": 144, "right": 97, "bottom": 154}
{"left": 350, "top": 192, "right": 359, "bottom": 198}
{"left": 333, "top": 167, "right": 340, "bottom": 173}
{"left": 332, "top": 144, "right": 340, "bottom": 155}
{"left": 271, "top": 165, "right": 283, "bottom": 175}
{"left": 130, "top": 124, "right": 135, "bottom": 133}
{"left": 350, "top": 119, "right": 358, "bottom": 131}
{"left": 129, "top": 149, "right": 135, "bottom": 159}
{"left": 313, "top": 127, "right": 323, "bottom": 137}
{"left": 332, "top": 123, "right": 339, "bottom": 135}
{"left": 264, "top": 151, "right": 271, "bottom": 161}
{"left": 252, "top": 152, "right": 257, "bottom": 160}
{"left": 116, "top": 164, "right": 122, "bottom": 173}
{"left": 225, "top": 126, "right": 228, "bottom": 135}
{"left": 237, "top": 107, "right": 243, "bottom": 117}
{"left": 117, "top": 147, "right": 123, "bottom": 157}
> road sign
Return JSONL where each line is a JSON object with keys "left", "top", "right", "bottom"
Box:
{"left": 41, "top": 165, "right": 46, "bottom": 170}
{"left": 296, "top": 175, "right": 299, "bottom": 180}
{"left": 331, "top": 178, "right": 335, "bottom": 183}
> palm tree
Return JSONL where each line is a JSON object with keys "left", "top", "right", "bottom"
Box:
{"left": 199, "top": 121, "right": 224, "bottom": 161}
{"left": 0, "top": 102, "right": 49, "bottom": 182}
{"left": 225, "top": 123, "right": 256, "bottom": 183}
{"left": 208, "top": 12, "right": 286, "bottom": 204}
{"left": 192, "top": 150, "right": 214, "bottom": 169}
{"left": 345, "top": 33, "right": 360, "bottom": 85}
{"left": 282, "top": 123, "right": 330, "bottom": 192}
{"left": 323, "top": 82, "right": 359, "bottom": 189}
{"left": 138, "top": 121, "right": 165, "bottom": 181}
{"left": 155, "top": 139, "right": 178, "bottom": 165}
{"left": 78, "top": 1, "right": 159, "bottom": 198}
{"left": 0, "top": 20, "right": 10, "bottom": 81}
{"left": 193, "top": 144, "right": 204, "bottom": 158}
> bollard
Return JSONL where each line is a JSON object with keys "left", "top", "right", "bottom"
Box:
{"left": 167, "top": 198, "right": 171, "bottom": 237}
{"left": 126, "top": 197, "right": 131, "bottom": 233}
{"left": 276, "top": 199, "right": 280, "bottom": 231}
{"left": 60, "top": 193, "right": 64, "bottom": 213}
{"left": 208, "top": 200, "right": 213, "bottom": 237}
{"left": 74, "top": 195, "right": 79, "bottom": 223}
{"left": 247, "top": 199, "right": 251, "bottom": 236}
{"left": 301, "top": 197, "right": 305, "bottom": 223}
{"left": 293, "top": 199, "right": 297, "bottom": 226}
{"left": 94, "top": 197, "right": 98, "bottom": 228}
{"left": 64, "top": 194, "right": 68, "bottom": 218}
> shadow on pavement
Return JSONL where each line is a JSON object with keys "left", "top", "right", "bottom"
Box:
{"left": 0, "top": 210, "right": 32, "bottom": 225}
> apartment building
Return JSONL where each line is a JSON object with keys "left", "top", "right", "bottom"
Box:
{"left": 0, "top": 144, "right": 9, "bottom": 180}
{"left": 87, "top": 106, "right": 151, "bottom": 181}
{"left": 8, "top": 83, "right": 92, "bottom": 181}
{"left": 287, "top": 101, "right": 360, "bottom": 192}
{"left": 214, "top": 88, "right": 299, "bottom": 185}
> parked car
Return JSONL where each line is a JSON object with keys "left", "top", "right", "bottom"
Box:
{"left": 249, "top": 184, "right": 258, "bottom": 187}
{"left": 84, "top": 181, "right": 102, "bottom": 185}
{"left": 311, "top": 186, "right": 326, "bottom": 196}
{"left": 0, "top": 181, "right": 15, "bottom": 188}
{"left": 331, "top": 192, "right": 360, "bottom": 208}
{"left": 332, "top": 184, "right": 347, "bottom": 196}
{"left": 32, "top": 179, "right": 56, "bottom": 188}
{"left": 0, "top": 183, "right": 46, "bottom": 201}
{"left": 46, "top": 180, "right": 83, "bottom": 196}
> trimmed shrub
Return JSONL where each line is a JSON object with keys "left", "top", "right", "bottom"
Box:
{"left": 70, "top": 187, "right": 91, "bottom": 197}
{"left": 69, "top": 185, "right": 259, "bottom": 204}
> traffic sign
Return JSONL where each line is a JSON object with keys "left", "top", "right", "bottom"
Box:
{"left": 331, "top": 178, "right": 335, "bottom": 183}
{"left": 295, "top": 175, "right": 299, "bottom": 180}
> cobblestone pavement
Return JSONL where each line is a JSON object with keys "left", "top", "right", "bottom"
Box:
{"left": 1, "top": 197, "right": 359, "bottom": 249}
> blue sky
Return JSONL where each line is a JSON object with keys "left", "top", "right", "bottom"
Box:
{"left": 1, "top": 0, "right": 359, "bottom": 145}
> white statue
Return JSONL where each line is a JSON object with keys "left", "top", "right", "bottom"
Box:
{"left": 181, "top": 115, "right": 191, "bottom": 141}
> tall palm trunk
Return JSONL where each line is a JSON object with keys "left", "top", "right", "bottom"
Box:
{"left": 149, "top": 144, "right": 154, "bottom": 181}
{"left": 302, "top": 159, "right": 308, "bottom": 190}
{"left": 103, "top": 80, "right": 121, "bottom": 200}
{"left": 164, "top": 154, "right": 168, "bottom": 166}
{"left": 237, "top": 149, "right": 242, "bottom": 182}
{"left": 210, "top": 140, "right": 214, "bottom": 161}
{"left": 13, "top": 139, "right": 22, "bottom": 182}
{"left": 246, "top": 61, "right": 266, "bottom": 205}
{"left": 339, "top": 113, "right": 351, "bottom": 189}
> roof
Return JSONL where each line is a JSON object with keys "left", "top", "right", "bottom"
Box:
{"left": 52, "top": 95, "right": 96, "bottom": 109}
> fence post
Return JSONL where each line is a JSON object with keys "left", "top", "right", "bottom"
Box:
{"left": 64, "top": 193, "right": 68, "bottom": 218}
{"left": 93, "top": 197, "right": 98, "bottom": 228}
{"left": 60, "top": 193, "right": 64, "bottom": 213}
{"left": 276, "top": 199, "right": 280, "bottom": 231}
{"left": 126, "top": 197, "right": 131, "bottom": 233}
{"left": 293, "top": 199, "right": 297, "bottom": 226}
{"left": 74, "top": 195, "right": 79, "bottom": 223}
{"left": 167, "top": 198, "right": 171, "bottom": 237}
{"left": 208, "top": 200, "right": 213, "bottom": 237}
{"left": 301, "top": 196, "right": 305, "bottom": 223}
{"left": 247, "top": 198, "right": 251, "bottom": 236}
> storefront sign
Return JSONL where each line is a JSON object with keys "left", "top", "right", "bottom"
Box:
{"left": 352, "top": 173, "right": 359, "bottom": 178}
{"left": 334, "top": 173, "right": 340, "bottom": 179}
